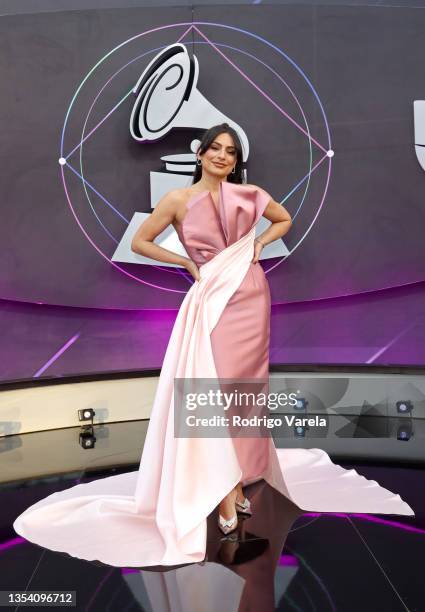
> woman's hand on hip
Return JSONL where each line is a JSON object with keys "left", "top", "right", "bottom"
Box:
{"left": 252, "top": 239, "right": 264, "bottom": 264}
{"left": 185, "top": 259, "right": 200, "bottom": 281}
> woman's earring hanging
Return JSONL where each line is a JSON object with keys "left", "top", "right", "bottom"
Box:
{"left": 231, "top": 166, "right": 236, "bottom": 174}
{"left": 196, "top": 158, "right": 202, "bottom": 166}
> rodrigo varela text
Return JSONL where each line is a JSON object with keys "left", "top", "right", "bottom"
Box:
{"left": 186, "top": 415, "right": 327, "bottom": 429}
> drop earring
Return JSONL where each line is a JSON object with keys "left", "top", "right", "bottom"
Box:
{"left": 196, "top": 158, "right": 202, "bottom": 166}
{"left": 231, "top": 166, "right": 236, "bottom": 174}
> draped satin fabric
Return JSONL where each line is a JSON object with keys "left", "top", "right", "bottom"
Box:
{"left": 13, "top": 181, "right": 414, "bottom": 568}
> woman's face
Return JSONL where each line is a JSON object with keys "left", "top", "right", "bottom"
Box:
{"left": 198, "top": 132, "right": 237, "bottom": 178}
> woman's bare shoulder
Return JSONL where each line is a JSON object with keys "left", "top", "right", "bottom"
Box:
{"left": 160, "top": 187, "right": 198, "bottom": 205}
{"left": 153, "top": 188, "right": 192, "bottom": 216}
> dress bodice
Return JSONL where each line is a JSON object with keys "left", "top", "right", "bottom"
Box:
{"left": 175, "top": 181, "right": 272, "bottom": 267}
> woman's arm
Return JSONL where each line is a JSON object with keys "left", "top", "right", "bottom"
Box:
{"left": 131, "top": 191, "right": 191, "bottom": 269}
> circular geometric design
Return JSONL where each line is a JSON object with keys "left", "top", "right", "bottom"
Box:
{"left": 60, "top": 21, "right": 332, "bottom": 296}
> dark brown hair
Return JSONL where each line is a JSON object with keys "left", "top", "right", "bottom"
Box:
{"left": 192, "top": 123, "right": 244, "bottom": 184}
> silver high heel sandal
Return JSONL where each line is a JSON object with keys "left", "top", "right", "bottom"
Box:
{"left": 235, "top": 496, "right": 252, "bottom": 516}
{"left": 218, "top": 513, "right": 238, "bottom": 536}
{"left": 218, "top": 488, "right": 238, "bottom": 535}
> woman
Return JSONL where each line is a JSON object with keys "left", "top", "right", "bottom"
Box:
{"left": 13, "top": 123, "right": 414, "bottom": 568}
{"left": 130, "top": 122, "right": 292, "bottom": 536}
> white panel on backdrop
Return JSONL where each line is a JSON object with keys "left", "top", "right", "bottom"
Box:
{"left": 149, "top": 171, "right": 193, "bottom": 208}
{"left": 414, "top": 100, "right": 425, "bottom": 171}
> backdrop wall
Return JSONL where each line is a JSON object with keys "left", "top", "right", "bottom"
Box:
{"left": 1, "top": 2, "right": 424, "bottom": 377}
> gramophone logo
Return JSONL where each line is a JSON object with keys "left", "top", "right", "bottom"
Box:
{"left": 111, "top": 43, "right": 289, "bottom": 268}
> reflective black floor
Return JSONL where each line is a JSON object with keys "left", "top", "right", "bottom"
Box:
{"left": 1, "top": 459, "right": 424, "bottom": 612}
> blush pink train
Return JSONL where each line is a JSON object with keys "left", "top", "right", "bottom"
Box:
{"left": 13, "top": 181, "right": 414, "bottom": 567}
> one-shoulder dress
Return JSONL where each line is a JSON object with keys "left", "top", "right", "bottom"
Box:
{"left": 13, "top": 181, "right": 414, "bottom": 568}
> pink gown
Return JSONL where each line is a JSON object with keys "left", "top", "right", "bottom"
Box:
{"left": 13, "top": 181, "right": 414, "bottom": 568}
